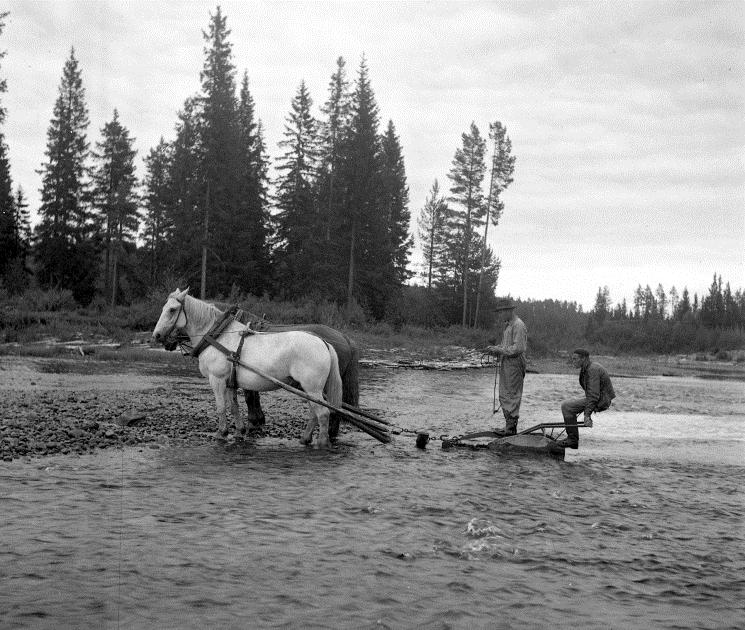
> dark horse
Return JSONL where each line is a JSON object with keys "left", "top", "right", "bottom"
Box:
{"left": 240, "top": 321, "right": 359, "bottom": 438}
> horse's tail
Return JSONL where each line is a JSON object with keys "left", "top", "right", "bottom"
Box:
{"left": 341, "top": 336, "right": 360, "bottom": 407}
{"left": 324, "top": 344, "right": 344, "bottom": 408}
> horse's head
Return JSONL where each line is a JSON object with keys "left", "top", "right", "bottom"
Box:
{"left": 152, "top": 287, "right": 190, "bottom": 346}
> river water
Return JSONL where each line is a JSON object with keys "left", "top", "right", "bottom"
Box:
{"left": 1, "top": 368, "right": 744, "bottom": 629}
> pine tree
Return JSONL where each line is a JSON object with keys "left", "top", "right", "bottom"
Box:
{"left": 91, "top": 110, "right": 139, "bottom": 305}
{"left": 473, "top": 121, "right": 515, "bottom": 326}
{"left": 142, "top": 138, "right": 174, "bottom": 284}
{"left": 417, "top": 179, "right": 448, "bottom": 290}
{"left": 447, "top": 122, "right": 487, "bottom": 326}
{"left": 274, "top": 80, "right": 320, "bottom": 297}
{"left": 34, "top": 49, "right": 97, "bottom": 304}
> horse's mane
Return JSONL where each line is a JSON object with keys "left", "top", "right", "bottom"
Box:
{"left": 180, "top": 292, "right": 221, "bottom": 330}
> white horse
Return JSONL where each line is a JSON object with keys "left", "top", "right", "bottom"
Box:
{"left": 152, "top": 288, "right": 343, "bottom": 448}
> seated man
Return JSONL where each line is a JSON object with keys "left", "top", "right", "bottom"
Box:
{"left": 558, "top": 348, "right": 616, "bottom": 449}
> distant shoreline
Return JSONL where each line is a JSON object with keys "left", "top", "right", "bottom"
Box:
{"left": 2, "top": 337, "right": 743, "bottom": 381}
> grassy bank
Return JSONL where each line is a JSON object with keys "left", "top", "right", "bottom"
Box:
{"left": 2, "top": 289, "right": 744, "bottom": 380}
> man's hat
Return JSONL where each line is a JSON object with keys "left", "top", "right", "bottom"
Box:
{"left": 494, "top": 297, "right": 516, "bottom": 311}
{"left": 573, "top": 348, "right": 590, "bottom": 357}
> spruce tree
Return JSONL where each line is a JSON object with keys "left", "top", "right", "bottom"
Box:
{"left": 236, "top": 72, "right": 270, "bottom": 294}
{"left": 4, "top": 187, "right": 31, "bottom": 292}
{"left": 336, "top": 57, "right": 384, "bottom": 313}
{"left": 35, "top": 49, "right": 97, "bottom": 304}
{"left": 317, "top": 57, "right": 352, "bottom": 247}
{"left": 142, "top": 138, "right": 175, "bottom": 284}
{"left": 0, "top": 136, "right": 14, "bottom": 278}
{"left": 274, "top": 81, "right": 321, "bottom": 297}
{"left": 0, "top": 11, "right": 18, "bottom": 287}
{"left": 91, "top": 110, "right": 139, "bottom": 305}
{"left": 199, "top": 6, "right": 240, "bottom": 297}
{"left": 168, "top": 97, "right": 205, "bottom": 286}
{"left": 379, "top": 120, "right": 412, "bottom": 293}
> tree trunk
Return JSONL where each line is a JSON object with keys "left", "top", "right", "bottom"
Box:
{"left": 474, "top": 137, "right": 499, "bottom": 328}
{"left": 201, "top": 183, "right": 210, "bottom": 300}
{"left": 110, "top": 250, "right": 118, "bottom": 307}
{"left": 346, "top": 215, "right": 356, "bottom": 308}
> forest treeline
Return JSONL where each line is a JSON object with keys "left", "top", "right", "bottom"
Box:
{"left": 0, "top": 8, "right": 510, "bottom": 326}
{"left": 0, "top": 9, "right": 742, "bottom": 355}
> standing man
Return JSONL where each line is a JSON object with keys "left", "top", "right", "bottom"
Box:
{"left": 486, "top": 298, "right": 528, "bottom": 437}
{"left": 558, "top": 348, "right": 616, "bottom": 449}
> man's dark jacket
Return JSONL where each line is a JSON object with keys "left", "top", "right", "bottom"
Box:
{"left": 580, "top": 361, "right": 616, "bottom": 414}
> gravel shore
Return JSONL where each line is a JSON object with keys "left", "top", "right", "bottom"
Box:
{"left": 0, "top": 355, "right": 316, "bottom": 462}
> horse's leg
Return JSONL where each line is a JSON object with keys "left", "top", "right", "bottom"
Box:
{"left": 328, "top": 413, "right": 340, "bottom": 440}
{"left": 209, "top": 374, "right": 230, "bottom": 439}
{"left": 230, "top": 388, "right": 245, "bottom": 438}
{"left": 300, "top": 404, "right": 317, "bottom": 446}
{"left": 315, "top": 403, "right": 331, "bottom": 449}
{"left": 244, "top": 390, "right": 266, "bottom": 427}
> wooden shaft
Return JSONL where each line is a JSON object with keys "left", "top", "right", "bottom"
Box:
{"left": 341, "top": 403, "right": 392, "bottom": 426}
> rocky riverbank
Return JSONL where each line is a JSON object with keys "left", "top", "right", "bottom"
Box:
{"left": 3, "top": 346, "right": 743, "bottom": 462}
{"left": 0, "top": 356, "right": 314, "bottom": 462}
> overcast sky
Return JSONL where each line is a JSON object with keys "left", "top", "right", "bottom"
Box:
{"left": 2, "top": 0, "right": 743, "bottom": 309}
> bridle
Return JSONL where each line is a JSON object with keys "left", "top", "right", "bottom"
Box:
{"left": 160, "top": 298, "right": 190, "bottom": 352}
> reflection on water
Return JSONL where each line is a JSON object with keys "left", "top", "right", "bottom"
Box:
{"left": 1, "top": 369, "right": 744, "bottom": 629}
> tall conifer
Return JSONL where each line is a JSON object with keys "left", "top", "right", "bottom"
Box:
{"left": 274, "top": 81, "right": 320, "bottom": 297}
{"left": 337, "top": 57, "right": 384, "bottom": 313}
{"left": 142, "top": 138, "right": 175, "bottom": 284}
{"left": 168, "top": 97, "right": 204, "bottom": 284}
{"left": 417, "top": 179, "right": 448, "bottom": 291}
{"left": 91, "top": 110, "right": 139, "bottom": 305}
{"left": 35, "top": 49, "right": 97, "bottom": 303}
{"left": 474, "top": 121, "right": 515, "bottom": 326}
{"left": 0, "top": 10, "right": 14, "bottom": 283}
{"left": 236, "top": 72, "right": 270, "bottom": 294}
{"left": 199, "top": 6, "right": 239, "bottom": 297}
{"left": 379, "top": 120, "right": 412, "bottom": 297}
{"left": 447, "top": 122, "right": 487, "bottom": 326}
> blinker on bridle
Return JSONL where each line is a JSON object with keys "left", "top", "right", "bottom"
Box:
{"left": 161, "top": 298, "right": 188, "bottom": 346}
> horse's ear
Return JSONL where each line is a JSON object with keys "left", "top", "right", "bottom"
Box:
{"left": 177, "top": 287, "right": 190, "bottom": 300}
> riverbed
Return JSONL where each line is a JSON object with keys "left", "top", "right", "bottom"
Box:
{"left": 1, "top": 361, "right": 744, "bottom": 628}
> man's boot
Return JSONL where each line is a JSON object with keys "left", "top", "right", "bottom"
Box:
{"left": 494, "top": 419, "right": 517, "bottom": 438}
